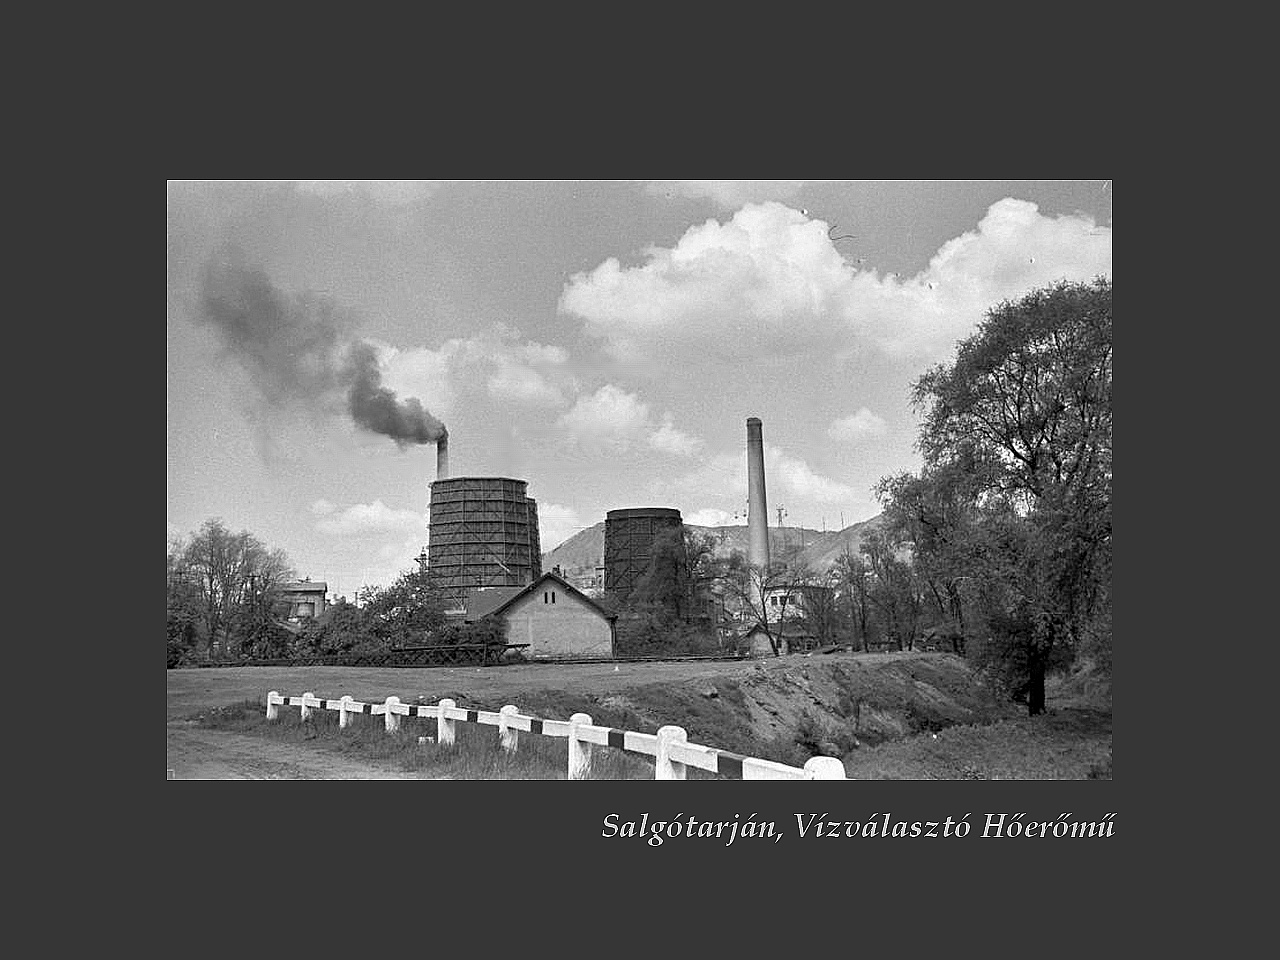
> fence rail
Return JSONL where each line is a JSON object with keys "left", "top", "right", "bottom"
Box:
{"left": 265, "top": 691, "right": 847, "bottom": 780}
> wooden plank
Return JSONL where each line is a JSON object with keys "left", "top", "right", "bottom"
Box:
{"left": 666, "top": 740, "right": 721, "bottom": 772}
{"left": 742, "top": 757, "right": 807, "bottom": 780}
{"left": 540, "top": 719, "right": 572, "bottom": 738}
{"left": 623, "top": 731, "right": 660, "bottom": 756}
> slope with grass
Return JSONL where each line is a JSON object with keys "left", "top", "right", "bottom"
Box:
{"left": 169, "top": 651, "right": 1111, "bottom": 779}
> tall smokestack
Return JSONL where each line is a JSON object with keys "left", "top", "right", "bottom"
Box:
{"left": 746, "top": 417, "right": 770, "bottom": 570}
{"left": 436, "top": 430, "right": 449, "bottom": 480}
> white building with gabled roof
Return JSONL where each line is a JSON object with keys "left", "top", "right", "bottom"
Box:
{"left": 465, "top": 571, "right": 616, "bottom": 659}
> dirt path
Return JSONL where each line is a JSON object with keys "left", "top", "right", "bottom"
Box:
{"left": 166, "top": 722, "right": 439, "bottom": 779}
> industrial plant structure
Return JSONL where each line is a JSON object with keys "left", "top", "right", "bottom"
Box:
{"left": 603, "top": 507, "right": 688, "bottom": 609}
{"left": 747, "top": 417, "right": 770, "bottom": 571}
{"left": 422, "top": 437, "right": 542, "bottom": 601}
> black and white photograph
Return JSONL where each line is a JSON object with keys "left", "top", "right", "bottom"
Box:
{"left": 166, "top": 180, "right": 1113, "bottom": 781}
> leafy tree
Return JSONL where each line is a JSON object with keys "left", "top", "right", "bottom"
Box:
{"left": 297, "top": 597, "right": 376, "bottom": 657}
{"left": 170, "top": 519, "right": 294, "bottom": 660}
{"left": 685, "top": 529, "right": 723, "bottom": 602}
{"left": 860, "top": 529, "right": 925, "bottom": 651}
{"left": 876, "top": 460, "right": 989, "bottom": 653}
{"left": 167, "top": 535, "right": 201, "bottom": 665}
{"left": 888, "top": 278, "right": 1112, "bottom": 714}
{"left": 831, "top": 547, "right": 872, "bottom": 650}
{"left": 606, "top": 526, "right": 721, "bottom": 656}
{"left": 625, "top": 527, "right": 692, "bottom": 620}
{"left": 356, "top": 567, "right": 451, "bottom": 648}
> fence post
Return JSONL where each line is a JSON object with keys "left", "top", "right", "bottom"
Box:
{"left": 499, "top": 704, "right": 519, "bottom": 754}
{"left": 300, "top": 691, "right": 315, "bottom": 722}
{"left": 339, "top": 695, "right": 354, "bottom": 729}
{"left": 656, "top": 725, "right": 688, "bottom": 780}
{"left": 568, "top": 713, "right": 594, "bottom": 780}
{"left": 266, "top": 691, "right": 279, "bottom": 721}
{"left": 385, "top": 696, "right": 401, "bottom": 733}
{"left": 438, "top": 698, "right": 457, "bottom": 746}
{"left": 803, "top": 756, "right": 847, "bottom": 779}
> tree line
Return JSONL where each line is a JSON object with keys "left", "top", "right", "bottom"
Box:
{"left": 167, "top": 521, "right": 500, "bottom": 666}
{"left": 687, "top": 278, "right": 1112, "bottom": 714}
{"left": 605, "top": 278, "right": 1111, "bottom": 716}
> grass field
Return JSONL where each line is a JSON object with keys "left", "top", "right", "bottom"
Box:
{"left": 196, "top": 699, "right": 686, "bottom": 779}
{"left": 167, "top": 652, "right": 1111, "bottom": 780}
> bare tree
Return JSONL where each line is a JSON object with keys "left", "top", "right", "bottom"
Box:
{"left": 176, "top": 519, "right": 294, "bottom": 659}
{"left": 718, "top": 551, "right": 817, "bottom": 656}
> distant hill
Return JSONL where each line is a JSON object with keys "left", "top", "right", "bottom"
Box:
{"left": 543, "top": 514, "right": 887, "bottom": 578}
{"left": 793, "top": 513, "right": 889, "bottom": 571}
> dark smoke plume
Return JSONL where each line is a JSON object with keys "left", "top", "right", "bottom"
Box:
{"left": 198, "top": 251, "right": 446, "bottom": 446}
{"left": 345, "top": 341, "right": 446, "bottom": 445}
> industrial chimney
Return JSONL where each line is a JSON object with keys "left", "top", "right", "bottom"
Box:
{"left": 436, "top": 429, "right": 449, "bottom": 480}
{"left": 746, "top": 417, "right": 770, "bottom": 570}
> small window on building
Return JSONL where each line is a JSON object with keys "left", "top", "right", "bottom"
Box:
{"left": 544, "top": 591, "right": 549, "bottom": 603}
{"left": 551, "top": 591, "right": 556, "bottom": 603}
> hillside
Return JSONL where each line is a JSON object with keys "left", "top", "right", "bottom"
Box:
{"left": 543, "top": 513, "right": 887, "bottom": 578}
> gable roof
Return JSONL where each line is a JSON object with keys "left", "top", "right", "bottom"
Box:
{"left": 463, "top": 586, "right": 526, "bottom": 622}
{"left": 481, "top": 571, "right": 617, "bottom": 622}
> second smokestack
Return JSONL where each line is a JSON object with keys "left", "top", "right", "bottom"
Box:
{"left": 746, "top": 417, "right": 769, "bottom": 570}
{"left": 436, "top": 430, "right": 449, "bottom": 480}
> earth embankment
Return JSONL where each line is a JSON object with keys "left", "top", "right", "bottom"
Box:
{"left": 169, "top": 651, "right": 1034, "bottom": 777}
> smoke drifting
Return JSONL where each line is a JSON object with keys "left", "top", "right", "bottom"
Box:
{"left": 198, "top": 251, "right": 446, "bottom": 447}
{"left": 344, "top": 341, "right": 446, "bottom": 444}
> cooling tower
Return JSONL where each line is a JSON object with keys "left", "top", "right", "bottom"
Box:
{"left": 427, "top": 476, "right": 542, "bottom": 597}
{"left": 603, "top": 507, "right": 686, "bottom": 604}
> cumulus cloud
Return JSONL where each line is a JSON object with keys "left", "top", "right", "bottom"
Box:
{"left": 768, "top": 444, "right": 861, "bottom": 503}
{"left": 828, "top": 408, "right": 888, "bottom": 442}
{"left": 377, "top": 323, "right": 570, "bottom": 413}
{"left": 538, "top": 502, "right": 582, "bottom": 551}
{"left": 487, "top": 359, "right": 565, "bottom": 405}
{"left": 314, "top": 500, "right": 426, "bottom": 537}
{"left": 560, "top": 199, "right": 1112, "bottom": 363}
{"left": 684, "top": 508, "right": 734, "bottom": 527}
{"left": 664, "top": 443, "right": 862, "bottom": 520}
{"left": 310, "top": 499, "right": 338, "bottom": 516}
{"left": 647, "top": 416, "right": 703, "bottom": 456}
{"left": 378, "top": 343, "right": 455, "bottom": 419}
{"left": 559, "top": 384, "right": 650, "bottom": 446}
{"left": 557, "top": 384, "right": 702, "bottom": 455}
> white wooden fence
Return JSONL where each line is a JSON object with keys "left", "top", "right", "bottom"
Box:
{"left": 265, "top": 691, "right": 848, "bottom": 780}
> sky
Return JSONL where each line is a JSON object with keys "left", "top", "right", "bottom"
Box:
{"left": 167, "top": 179, "right": 1113, "bottom": 601}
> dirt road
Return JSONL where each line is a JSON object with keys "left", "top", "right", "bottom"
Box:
{"left": 166, "top": 721, "right": 439, "bottom": 779}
